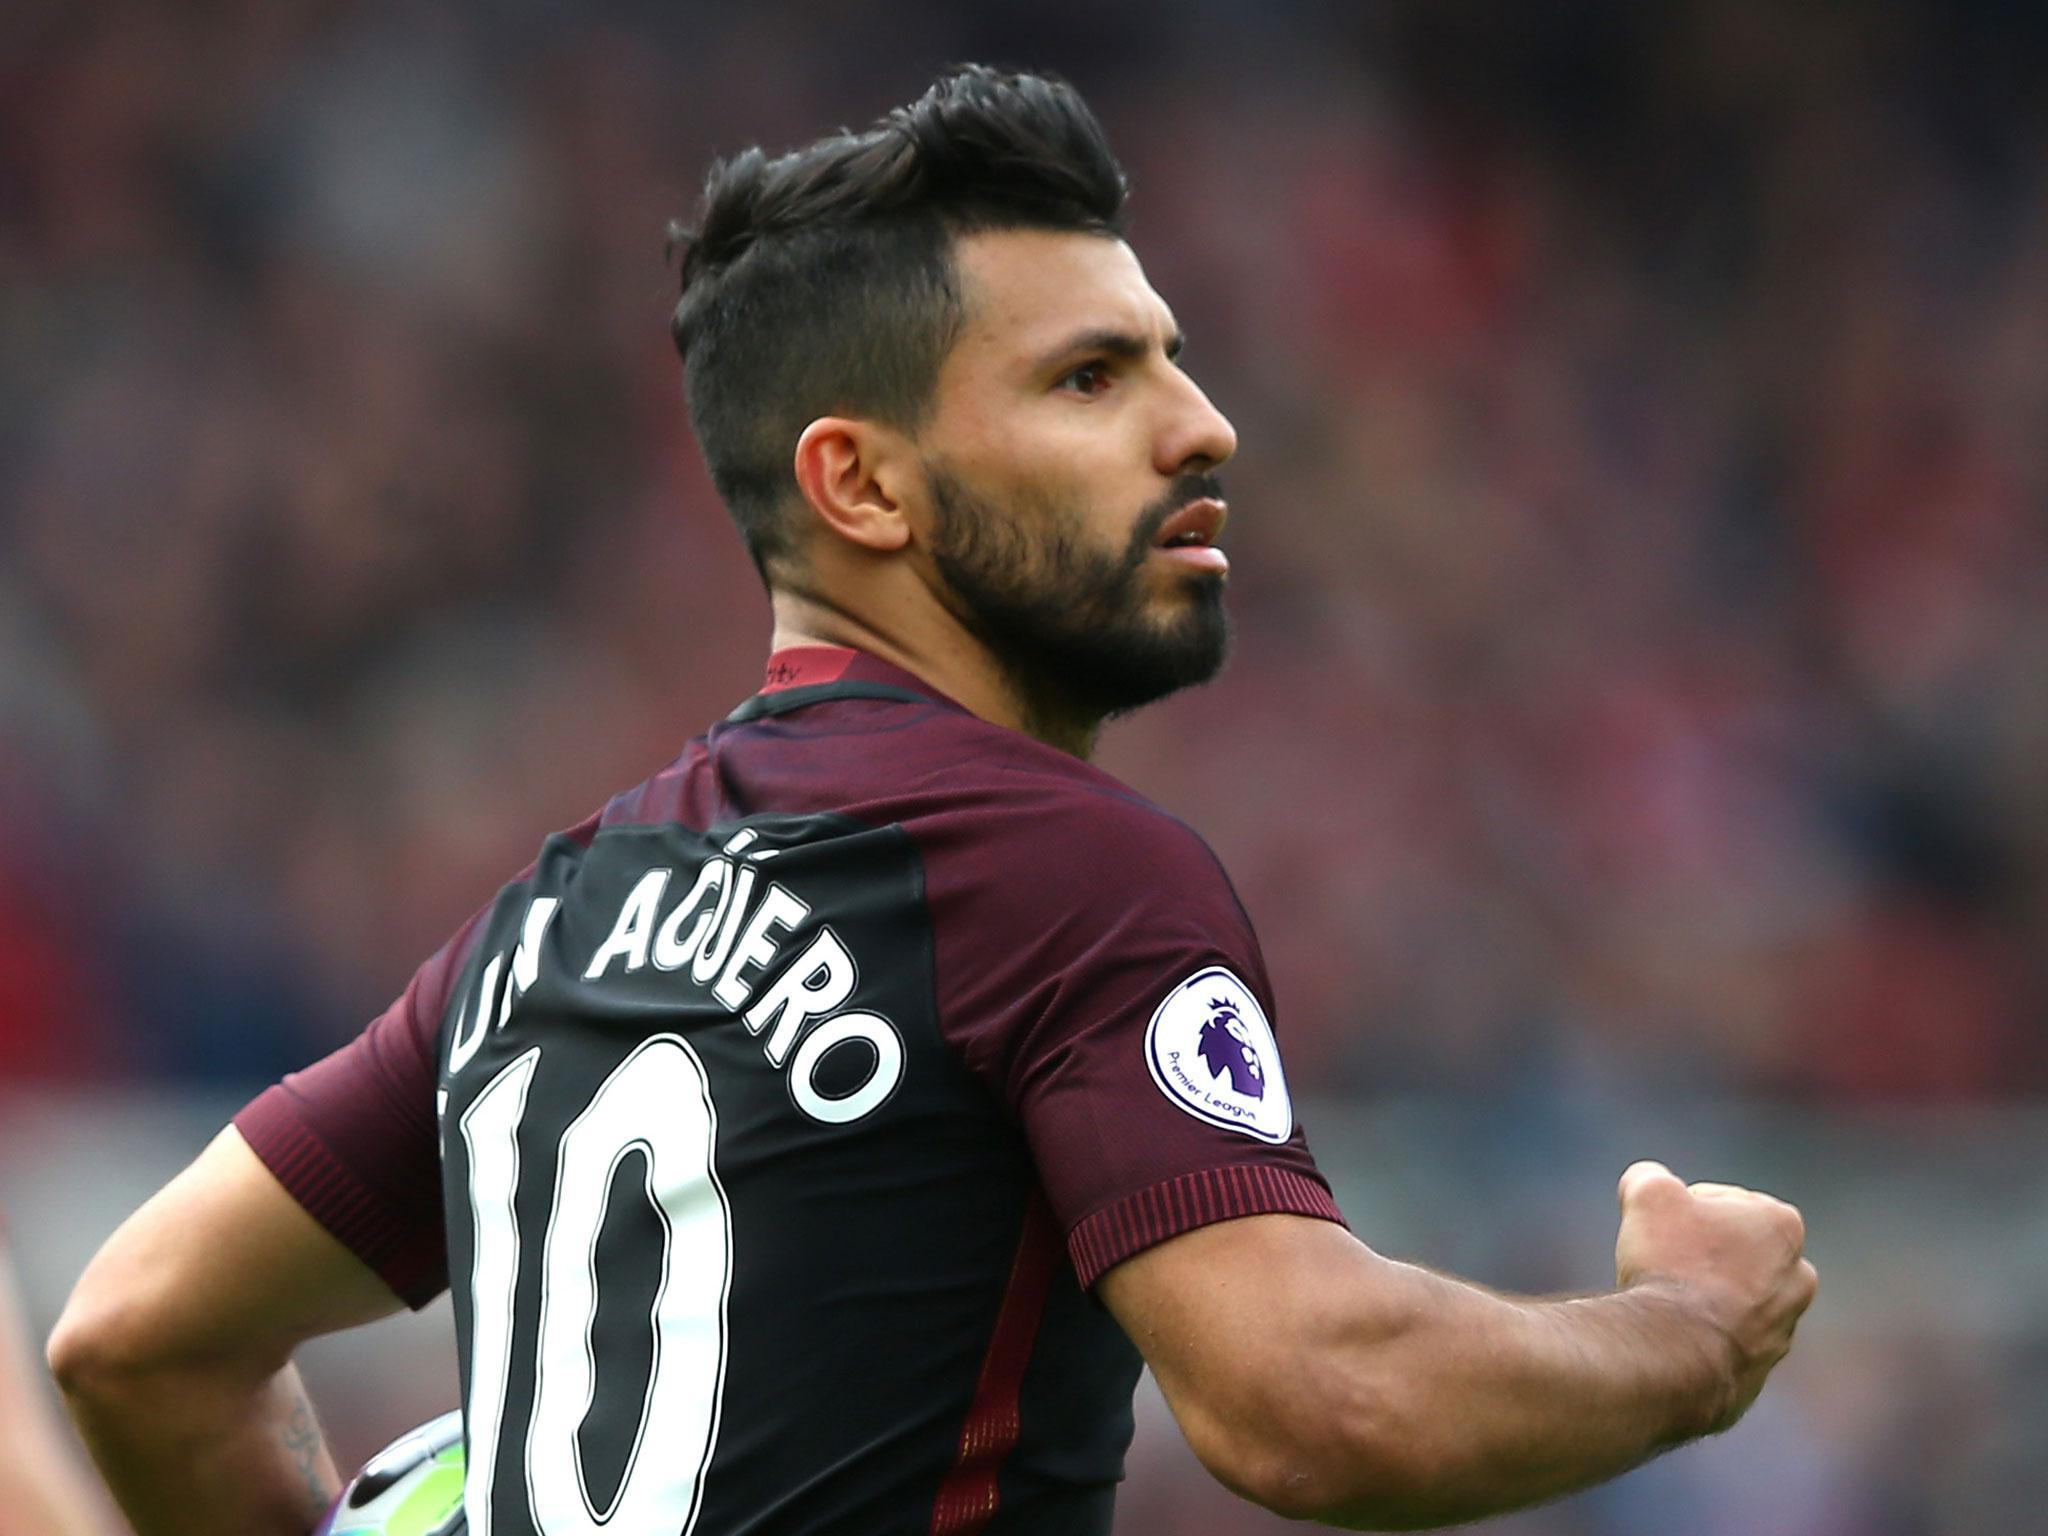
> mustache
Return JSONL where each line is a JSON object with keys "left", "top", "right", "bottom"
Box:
{"left": 1128, "top": 472, "right": 1228, "bottom": 558}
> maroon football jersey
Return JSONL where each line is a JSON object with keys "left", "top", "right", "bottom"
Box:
{"left": 237, "top": 646, "right": 1342, "bottom": 1536}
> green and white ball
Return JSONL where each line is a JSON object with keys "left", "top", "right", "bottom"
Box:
{"left": 318, "top": 1411, "right": 466, "bottom": 1536}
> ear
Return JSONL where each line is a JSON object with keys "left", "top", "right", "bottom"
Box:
{"left": 792, "top": 417, "right": 915, "bottom": 555}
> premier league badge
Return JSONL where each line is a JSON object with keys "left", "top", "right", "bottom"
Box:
{"left": 1144, "top": 967, "right": 1293, "bottom": 1143}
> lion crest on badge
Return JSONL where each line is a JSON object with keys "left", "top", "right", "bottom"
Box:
{"left": 1196, "top": 999, "right": 1265, "bottom": 1099}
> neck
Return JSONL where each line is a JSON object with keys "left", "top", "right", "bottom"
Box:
{"left": 768, "top": 587, "right": 1101, "bottom": 758}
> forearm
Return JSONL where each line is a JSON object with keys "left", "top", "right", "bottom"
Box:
{"left": 1114, "top": 1181, "right": 1813, "bottom": 1530}
{"left": 46, "top": 1129, "right": 410, "bottom": 1536}
{"left": 1115, "top": 1218, "right": 1739, "bottom": 1530}
{"left": 1304, "top": 1262, "right": 1729, "bottom": 1528}
{"left": 58, "top": 1357, "right": 337, "bottom": 1536}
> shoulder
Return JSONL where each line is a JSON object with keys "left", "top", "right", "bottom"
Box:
{"left": 404, "top": 803, "right": 609, "bottom": 1052}
{"left": 915, "top": 729, "right": 1241, "bottom": 916}
{"left": 909, "top": 735, "right": 1269, "bottom": 1044}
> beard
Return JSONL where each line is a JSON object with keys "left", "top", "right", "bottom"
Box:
{"left": 925, "top": 463, "right": 1231, "bottom": 727}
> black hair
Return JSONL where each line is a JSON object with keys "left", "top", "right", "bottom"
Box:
{"left": 666, "top": 65, "right": 1130, "bottom": 582}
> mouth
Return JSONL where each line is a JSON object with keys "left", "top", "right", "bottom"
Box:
{"left": 1151, "top": 497, "right": 1230, "bottom": 574}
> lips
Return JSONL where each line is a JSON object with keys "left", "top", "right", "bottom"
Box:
{"left": 1153, "top": 497, "right": 1227, "bottom": 550}
{"left": 1151, "top": 497, "right": 1230, "bottom": 574}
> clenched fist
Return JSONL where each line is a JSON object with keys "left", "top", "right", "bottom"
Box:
{"left": 1614, "top": 1160, "right": 1818, "bottom": 1434}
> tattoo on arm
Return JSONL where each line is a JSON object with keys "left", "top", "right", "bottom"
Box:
{"left": 277, "top": 1384, "right": 337, "bottom": 1520}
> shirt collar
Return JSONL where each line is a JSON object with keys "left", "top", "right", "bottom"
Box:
{"left": 758, "top": 645, "right": 965, "bottom": 711}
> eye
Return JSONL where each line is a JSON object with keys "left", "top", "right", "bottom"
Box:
{"left": 1057, "top": 359, "right": 1112, "bottom": 397}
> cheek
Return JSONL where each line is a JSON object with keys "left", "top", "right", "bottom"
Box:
{"left": 935, "top": 415, "right": 1150, "bottom": 555}
{"left": 971, "top": 396, "right": 1143, "bottom": 487}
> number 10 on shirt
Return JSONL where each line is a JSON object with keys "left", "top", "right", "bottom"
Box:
{"left": 457, "top": 1036, "right": 734, "bottom": 1536}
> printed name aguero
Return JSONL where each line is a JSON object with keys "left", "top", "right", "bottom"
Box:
{"left": 444, "top": 829, "right": 904, "bottom": 1126}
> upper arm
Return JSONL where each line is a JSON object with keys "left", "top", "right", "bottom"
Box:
{"left": 228, "top": 918, "right": 480, "bottom": 1310}
{"left": 1097, "top": 1212, "right": 1416, "bottom": 1518}
{"left": 52, "top": 1127, "right": 406, "bottom": 1384}
{"left": 927, "top": 786, "right": 1340, "bottom": 1281}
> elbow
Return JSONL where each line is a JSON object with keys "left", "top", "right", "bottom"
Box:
{"left": 48, "top": 1262, "right": 219, "bottom": 1413}
{"left": 50, "top": 1209, "right": 298, "bottom": 1422}
{"left": 1189, "top": 1364, "right": 1452, "bottom": 1529}
{"left": 47, "top": 1284, "right": 148, "bottom": 1407}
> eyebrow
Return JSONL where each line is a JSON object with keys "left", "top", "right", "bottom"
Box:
{"left": 1036, "top": 325, "right": 1187, "bottom": 372}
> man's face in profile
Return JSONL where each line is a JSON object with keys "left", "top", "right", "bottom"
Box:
{"left": 912, "top": 229, "right": 1241, "bottom": 719}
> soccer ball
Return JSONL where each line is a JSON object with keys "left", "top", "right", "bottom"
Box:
{"left": 316, "top": 1410, "right": 466, "bottom": 1536}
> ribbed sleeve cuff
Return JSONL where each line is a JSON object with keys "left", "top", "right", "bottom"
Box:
{"left": 1067, "top": 1165, "right": 1346, "bottom": 1289}
{"left": 234, "top": 1087, "right": 446, "bottom": 1310}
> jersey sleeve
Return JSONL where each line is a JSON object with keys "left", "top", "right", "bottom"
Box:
{"left": 231, "top": 914, "right": 483, "bottom": 1310}
{"left": 924, "top": 781, "right": 1345, "bottom": 1287}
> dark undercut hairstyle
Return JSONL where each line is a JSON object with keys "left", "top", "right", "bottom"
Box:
{"left": 667, "top": 65, "right": 1130, "bottom": 583}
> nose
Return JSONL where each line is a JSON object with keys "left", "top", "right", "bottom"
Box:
{"left": 1155, "top": 367, "right": 1238, "bottom": 477}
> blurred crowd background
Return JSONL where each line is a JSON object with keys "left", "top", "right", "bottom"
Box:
{"left": 4, "top": 1, "right": 2046, "bottom": 1531}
